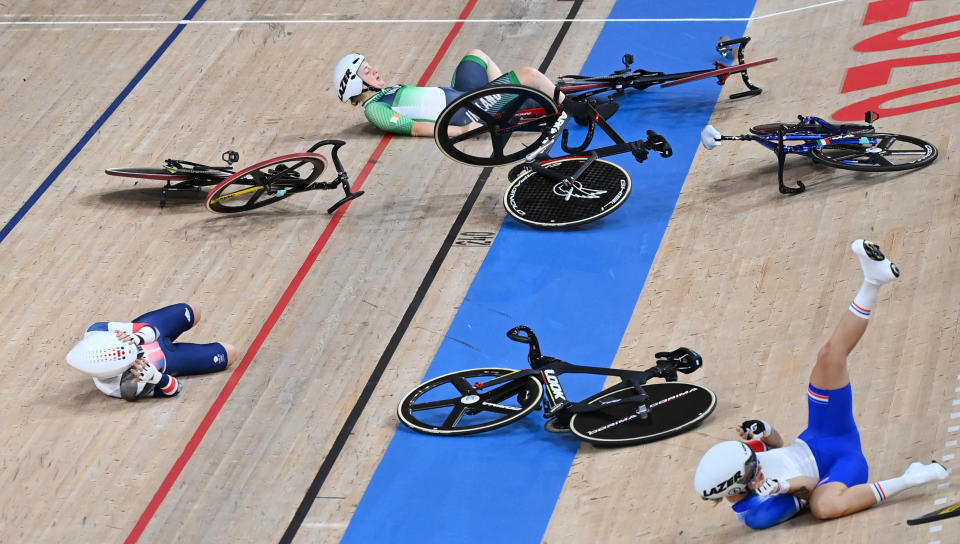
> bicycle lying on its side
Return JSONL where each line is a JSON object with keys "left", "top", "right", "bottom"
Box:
{"left": 432, "top": 36, "right": 775, "bottom": 228}
{"left": 700, "top": 111, "right": 938, "bottom": 194}
{"left": 397, "top": 326, "right": 717, "bottom": 446}
{"left": 105, "top": 139, "right": 364, "bottom": 213}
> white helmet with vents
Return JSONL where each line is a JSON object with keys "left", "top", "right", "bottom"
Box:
{"left": 694, "top": 441, "right": 759, "bottom": 500}
{"left": 66, "top": 331, "right": 140, "bottom": 379}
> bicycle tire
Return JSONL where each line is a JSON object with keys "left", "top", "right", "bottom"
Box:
{"left": 748, "top": 123, "right": 874, "bottom": 137}
{"left": 568, "top": 382, "right": 716, "bottom": 446}
{"left": 809, "top": 133, "right": 937, "bottom": 172}
{"left": 104, "top": 167, "right": 230, "bottom": 184}
{"left": 503, "top": 157, "right": 631, "bottom": 229}
{"left": 397, "top": 368, "right": 544, "bottom": 436}
{"left": 434, "top": 85, "right": 560, "bottom": 167}
{"left": 205, "top": 152, "right": 326, "bottom": 213}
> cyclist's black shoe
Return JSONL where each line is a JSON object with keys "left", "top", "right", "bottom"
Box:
{"left": 563, "top": 97, "right": 620, "bottom": 126}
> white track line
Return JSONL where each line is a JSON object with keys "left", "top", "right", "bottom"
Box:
{"left": 0, "top": 0, "right": 845, "bottom": 26}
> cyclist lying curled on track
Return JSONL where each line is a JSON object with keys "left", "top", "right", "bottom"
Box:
{"left": 333, "top": 49, "right": 616, "bottom": 137}
{"left": 694, "top": 240, "right": 948, "bottom": 529}
{"left": 66, "top": 303, "right": 237, "bottom": 401}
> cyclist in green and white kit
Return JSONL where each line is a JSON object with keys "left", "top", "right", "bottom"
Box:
{"left": 333, "top": 49, "right": 612, "bottom": 137}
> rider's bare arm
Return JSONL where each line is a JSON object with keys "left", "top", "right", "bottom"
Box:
{"left": 751, "top": 474, "right": 819, "bottom": 500}
{"left": 433, "top": 121, "right": 484, "bottom": 139}
{"left": 411, "top": 121, "right": 435, "bottom": 138}
{"left": 761, "top": 427, "right": 784, "bottom": 448}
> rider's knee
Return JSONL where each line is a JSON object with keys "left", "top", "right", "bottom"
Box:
{"left": 220, "top": 343, "right": 238, "bottom": 367}
{"left": 186, "top": 302, "right": 202, "bottom": 325}
{"left": 466, "top": 49, "right": 490, "bottom": 62}
{"left": 809, "top": 495, "right": 849, "bottom": 520}
{"left": 513, "top": 66, "right": 537, "bottom": 80}
{"left": 816, "top": 340, "right": 843, "bottom": 367}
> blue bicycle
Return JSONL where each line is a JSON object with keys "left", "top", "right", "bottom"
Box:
{"left": 700, "top": 111, "right": 938, "bottom": 194}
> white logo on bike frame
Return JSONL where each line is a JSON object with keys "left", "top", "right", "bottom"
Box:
{"left": 552, "top": 180, "right": 608, "bottom": 201}
{"left": 543, "top": 369, "right": 566, "bottom": 402}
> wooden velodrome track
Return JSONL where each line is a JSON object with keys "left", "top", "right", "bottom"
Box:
{"left": 2, "top": 0, "right": 958, "bottom": 542}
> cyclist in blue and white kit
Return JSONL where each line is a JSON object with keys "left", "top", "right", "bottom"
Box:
{"left": 333, "top": 49, "right": 613, "bottom": 137}
{"left": 694, "top": 240, "right": 949, "bottom": 529}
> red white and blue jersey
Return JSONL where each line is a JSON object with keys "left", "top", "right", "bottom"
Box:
{"left": 85, "top": 322, "right": 180, "bottom": 398}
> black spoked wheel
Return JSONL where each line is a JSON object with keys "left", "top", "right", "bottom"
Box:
{"left": 569, "top": 382, "right": 716, "bottom": 447}
{"left": 205, "top": 152, "right": 326, "bottom": 213}
{"left": 105, "top": 167, "right": 230, "bottom": 185}
{"left": 748, "top": 123, "right": 875, "bottom": 137}
{"left": 503, "top": 157, "right": 632, "bottom": 229}
{"left": 434, "top": 85, "right": 560, "bottom": 167}
{"left": 398, "top": 368, "right": 544, "bottom": 436}
{"left": 810, "top": 133, "right": 938, "bottom": 172}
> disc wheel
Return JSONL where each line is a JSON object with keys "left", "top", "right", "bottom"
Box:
{"left": 397, "top": 368, "right": 544, "bottom": 436}
{"left": 748, "top": 123, "right": 875, "bottom": 137}
{"left": 205, "top": 152, "right": 326, "bottom": 213}
{"left": 503, "top": 157, "right": 632, "bottom": 228}
{"left": 809, "top": 133, "right": 937, "bottom": 172}
{"left": 105, "top": 167, "right": 230, "bottom": 185}
{"left": 569, "top": 382, "right": 716, "bottom": 447}
{"left": 434, "top": 85, "right": 560, "bottom": 167}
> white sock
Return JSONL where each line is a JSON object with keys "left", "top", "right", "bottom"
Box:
{"left": 871, "top": 462, "right": 948, "bottom": 503}
{"left": 850, "top": 239, "right": 899, "bottom": 319}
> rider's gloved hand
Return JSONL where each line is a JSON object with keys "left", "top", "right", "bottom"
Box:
{"left": 739, "top": 419, "right": 772, "bottom": 440}
{"left": 756, "top": 478, "right": 790, "bottom": 497}
{"left": 131, "top": 358, "right": 163, "bottom": 384}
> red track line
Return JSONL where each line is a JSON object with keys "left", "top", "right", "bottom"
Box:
{"left": 124, "top": 1, "right": 477, "bottom": 541}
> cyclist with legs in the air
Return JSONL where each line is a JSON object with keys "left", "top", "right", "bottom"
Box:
{"left": 333, "top": 49, "right": 616, "bottom": 137}
{"left": 694, "top": 240, "right": 948, "bottom": 529}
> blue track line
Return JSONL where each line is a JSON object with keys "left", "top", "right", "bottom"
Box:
{"left": 0, "top": 0, "right": 208, "bottom": 246}
{"left": 345, "top": 2, "right": 756, "bottom": 543}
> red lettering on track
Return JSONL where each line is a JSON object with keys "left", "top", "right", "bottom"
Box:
{"left": 855, "top": 14, "right": 960, "bottom": 51}
{"left": 863, "top": 0, "right": 932, "bottom": 25}
{"left": 834, "top": 76, "right": 960, "bottom": 120}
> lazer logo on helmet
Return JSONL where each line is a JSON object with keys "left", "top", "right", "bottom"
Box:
{"left": 703, "top": 470, "right": 744, "bottom": 498}
{"left": 338, "top": 70, "right": 353, "bottom": 100}
{"left": 543, "top": 369, "right": 566, "bottom": 401}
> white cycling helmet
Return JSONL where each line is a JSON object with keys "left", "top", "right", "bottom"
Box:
{"left": 694, "top": 441, "right": 758, "bottom": 500}
{"left": 333, "top": 53, "right": 366, "bottom": 102}
{"left": 66, "top": 331, "right": 141, "bottom": 379}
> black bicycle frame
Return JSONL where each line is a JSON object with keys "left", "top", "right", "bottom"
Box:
{"left": 558, "top": 36, "right": 765, "bottom": 100}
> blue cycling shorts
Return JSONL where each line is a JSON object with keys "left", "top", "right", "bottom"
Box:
{"left": 133, "top": 303, "right": 228, "bottom": 376}
{"left": 797, "top": 384, "right": 869, "bottom": 487}
{"left": 444, "top": 54, "right": 524, "bottom": 126}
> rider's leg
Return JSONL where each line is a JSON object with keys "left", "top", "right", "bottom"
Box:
{"left": 513, "top": 66, "right": 565, "bottom": 101}
{"left": 162, "top": 341, "right": 232, "bottom": 376}
{"left": 463, "top": 49, "right": 503, "bottom": 80}
{"left": 132, "top": 302, "right": 198, "bottom": 342}
{"left": 808, "top": 239, "right": 899, "bottom": 391}
{"left": 452, "top": 50, "right": 504, "bottom": 92}
{"left": 810, "top": 462, "right": 948, "bottom": 519}
{"left": 805, "top": 240, "right": 944, "bottom": 519}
